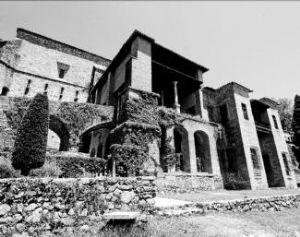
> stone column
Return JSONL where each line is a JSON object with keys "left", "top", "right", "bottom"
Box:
{"left": 173, "top": 81, "right": 180, "bottom": 113}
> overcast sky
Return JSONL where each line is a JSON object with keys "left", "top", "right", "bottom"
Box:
{"left": 1, "top": 1, "right": 300, "bottom": 100}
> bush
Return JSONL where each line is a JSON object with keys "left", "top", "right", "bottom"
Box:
{"left": 30, "top": 159, "right": 62, "bottom": 177}
{"left": 12, "top": 93, "right": 49, "bottom": 176}
{"left": 224, "top": 172, "right": 249, "bottom": 190}
{"left": 0, "top": 157, "right": 19, "bottom": 178}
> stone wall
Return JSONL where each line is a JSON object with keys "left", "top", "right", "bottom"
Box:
{"left": 156, "top": 174, "right": 223, "bottom": 193}
{"left": 157, "top": 194, "right": 300, "bottom": 216}
{"left": 0, "top": 177, "right": 156, "bottom": 236}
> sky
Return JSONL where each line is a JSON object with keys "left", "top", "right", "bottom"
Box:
{"left": 1, "top": 1, "right": 300, "bottom": 100}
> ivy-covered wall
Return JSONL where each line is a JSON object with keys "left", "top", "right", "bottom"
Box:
{"left": 0, "top": 96, "right": 114, "bottom": 151}
{"left": 109, "top": 88, "right": 162, "bottom": 176}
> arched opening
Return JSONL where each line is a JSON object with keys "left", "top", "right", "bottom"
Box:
{"left": 0, "top": 87, "right": 9, "bottom": 96}
{"left": 48, "top": 115, "right": 70, "bottom": 151}
{"left": 173, "top": 125, "right": 190, "bottom": 172}
{"left": 194, "top": 131, "right": 212, "bottom": 173}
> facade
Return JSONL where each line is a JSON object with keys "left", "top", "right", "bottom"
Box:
{"left": 89, "top": 30, "right": 297, "bottom": 189}
{"left": 0, "top": 28, "right": 110, "bottom": 103}
{"left": 0, "top": 29, "right": 297, "bottom": 189}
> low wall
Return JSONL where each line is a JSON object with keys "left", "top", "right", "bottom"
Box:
{"left": 156, "top": 174, "right": 223, "bottom": 193}
{"left": 157, "top": 194, "right": 300, "bottom": 216}
{"left": 0, "top": 177, "right": 156, "bottom": 235}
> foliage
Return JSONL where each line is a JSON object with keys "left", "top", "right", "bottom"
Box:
{"left": 274, "top": 98, "right": 293, "bottom": 131}
{"left": 48, "top": 153, "right": 107, "bottom": 178}
{"left": 0, "top": 157, "right": 19, "bottom": 178}
{"left": 30, "top": 158, "right": 62, "bottom": 178}
{"left": 12, "top": 93, "right": 49, "bottom": 176}
{"left": 224, "top": 172, "right": 249, "bottom": 190}
{"left": 120, "top": 89, "right": 159, "bottom": 126}
{"left": 57, "top": 102, "right": 111, "bottom": 138}
{"left": 110, "top": 144, "right": 148, "bottom": 177}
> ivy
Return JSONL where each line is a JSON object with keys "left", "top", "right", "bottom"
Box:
{"left": 110, "top": 144, "right": 148, "bottom": 177}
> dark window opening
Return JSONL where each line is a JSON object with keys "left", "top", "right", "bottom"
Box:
{"left": 242, "top": 103, "right": 249, "bottom": 120}
{"left": 44, "top": 84, "right": 48, "bottom": 95}
{"left": 24, "top": 80, "right": 32, "bottom": 95}
{"left": 0, "top": 87, "right": 9, "bottom": 96}
{"left": 74, "top": 90, "right": 79, "bottom": 102}
{"left": 59, "top": 87, "right": 64, "bottom": 100}
{"left": 282, "top": 153, "right": 290, "bottom": 176}
{"left": 59, "top": 69, "right": 66, "bottom": 79}
{"left": 272, "top": 115, "right": 279, "bottom": 129}
{"left": 250, "top": 148, "right": 260, "bottom": 169}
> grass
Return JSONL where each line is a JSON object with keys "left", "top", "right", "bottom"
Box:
{"left": 50, "top": 208, "right": 300, "bottom": 237}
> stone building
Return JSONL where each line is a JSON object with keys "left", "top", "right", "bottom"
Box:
{"left": 0, "top": 28, "right": 110, "bottom": 150}
{"left": 88, "top": 30, "right": 296, "bottom": 189}
{"left": 0, "top": 28, "right": 110, "bottom": 102}
{"left": 0, "top": 29, "right": 297, "bottom": 190}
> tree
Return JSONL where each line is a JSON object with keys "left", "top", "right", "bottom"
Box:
{"left": 275, "top": 98, "right": 293, "bottom": 131}
{"left": 12, "top": 93, "right": 49, "bottom": 176}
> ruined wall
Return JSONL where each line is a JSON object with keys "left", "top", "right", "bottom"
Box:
{"left": 0, "top": 177, "right": 156, "bottom": 236}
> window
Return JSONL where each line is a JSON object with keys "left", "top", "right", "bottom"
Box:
{"left": 241, "top": 103, "right": 249, "bottom": 120}
{"left": 74, "top": 90, "right": 79, "bottom": 102}
{"left": 272, "top": 115, "right": 279, "bottom": 129}
{"left": 250, "top": 148, "right": 260, "bottom": 169}
{"left": 282, "top": 153, "right": 291, "bottom": 176}
{"left": 24, "top": 80, "right": 32, "bottom": 95}
{"left": 59, "top": 69, "right": 66, "bottom": 79}
{"left": 0, "top": 87, "right": 9, "bottom": 96}
{"left": 57, "top": 62, "right": 70, "bottom": 79}
{"left": 59, "top": 87, "right": 64, "bottom": 100}
{"left": 44, "top": 84, "right": 48, "bottom": 95}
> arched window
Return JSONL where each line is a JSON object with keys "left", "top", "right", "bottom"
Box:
{"left": 0, "top": 87, "right": 9, "bottom": 96}
{"left": 173, "top": 125, "right": 190, "bottom": 172}
{"left": 194, "top": 131, "right": 212, "bottom": 173}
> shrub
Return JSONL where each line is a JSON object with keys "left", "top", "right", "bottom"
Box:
{"left": 30, "top": 159, "right": 62, "bottom": 177}
{"left": 0, "top": 157, "right": 19, "bottom": 178}
{"left": 224, "top": 172, "right": 249, "bottom": 190}
{"left": 110, "top": 144, "right": 148, "bottom": 177}
{"left": 12, "top": 93, "right": 49, "bottom": 176}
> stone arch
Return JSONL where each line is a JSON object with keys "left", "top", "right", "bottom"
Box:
{"left": 0, "top": 87, "right": 9, "bottom": 96}
{"left": 194, "top": 130, "right": 212, "bottom": 173}
{"left": 48, "top": 115, "right": 70, "bottom": 151}
{"left": 174, "top": 125, "right": 190, "bottom": 172}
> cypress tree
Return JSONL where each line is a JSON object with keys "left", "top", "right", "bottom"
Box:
{"left": 12, "top": 93, "right": 49, "bottom": 176}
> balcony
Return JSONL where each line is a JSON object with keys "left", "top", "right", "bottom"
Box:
{"left": 255, "top": 121, "right": 271, "bottom": 133}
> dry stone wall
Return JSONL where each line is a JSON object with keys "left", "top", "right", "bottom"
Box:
{"left": 0, "top": 177, "right": 156, "bottom": 236}
{"left": 156, "top": 174, "right": 223, "bottom": 193}
{"left": 157, "top": 194, "right": 300, "bottom": 217}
